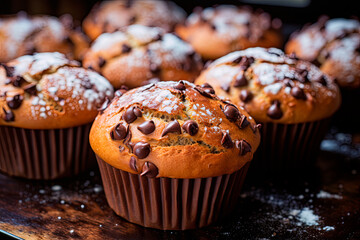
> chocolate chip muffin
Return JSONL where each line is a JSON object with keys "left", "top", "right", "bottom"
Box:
{"left": 90, "top": 80, "right": 260, "bottom": 229}
{"left": 175, "top": 5, "right": 282, "bottom": 60}
{"left": 195, "top": 47, "right": 341, "bottom": 170}
{"left": 83, "top": 0, "right": 186, "bottom": 41}
{"left": 0, "top": 13, "right": 89, "bottom": 62}
{"left": 83, "top": 25, "right": 203, "bottom": 89}
{"left": 0, "top": 52, "right": 114, "bottom": 179}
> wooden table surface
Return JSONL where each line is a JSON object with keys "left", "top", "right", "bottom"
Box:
{"left": 0, "top": 128, "right": 359, "bottom": 240}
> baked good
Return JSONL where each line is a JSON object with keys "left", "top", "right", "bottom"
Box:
{"left": 195, "top": 47, "right": 341, "bottom": 169}
{"left": 0, "top": 12, "right": 89, "bottom": 62}
{"left": 83, "top": 0, "right": 186, "bottom": 41}
{"left": 83, "top": 25, "right": 203, "bottom": 89}
{"left": 90, "top": 80, "right": 260, "bottom": 229}
{"left": 0, "top": 52, "right": 114, "bottom": 179}
{"left": 175, "top": 5, "right": 282, "bottom": 60}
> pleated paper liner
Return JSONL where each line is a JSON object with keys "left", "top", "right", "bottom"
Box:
{"left": 97, "top": 156, "right": 250, "bottom": 230}
{"left": 0, "top": 123, "right": 95, "bottom": 180}
{"left": 250, "top": 118, "right": 331, "bottom": 171}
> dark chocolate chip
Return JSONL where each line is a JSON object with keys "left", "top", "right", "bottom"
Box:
{"left": 123, "top": 129, "right": 132, "bottom": 152}
{"left": 123, "top": 106, "right": 142, "bottom": 123}
{"left": 201, "top": 83, "right": 215, "bottom": 94}
{"left": 235, "top": 140, "right": 251, "bottom": 156}
{"left": 140, "top": 162, "right": 158, "bottom": 178}
{"left": 210, "top": 24, "right": 217, "bottom": 30}
{"left": 239, "top": 90, "right": 253, "bottom": 103}
{"left": 2, "top": 108, "right": 14, "bottom": 122}
{"left": 150, "top": 63, "right": 161, "bottom": 74}
{"left": 161, "top": 120, "right": 181, "bottom": 137}
{"left": 234, "top": 72, "right": 248, "bottom": 87}
{"left": 182, "top": 120, "right": 199, "bottom": 136}
{"left": 221, "top": 84, "right": 230, "bottom": 92}
{"left": 137, "top": 120, "right": 155, "bottom": 135}
{"left": 122, "top": 44, "right": 132, "bottom": 53}
{"left": 195, "top": 86, "right": 213, "bottom": 98}
{"left": 119, "top": 145, "right": 125, "bottom": 152}
{"left": 11, "top": 76, "right": 25, "bottom": 87}
{"left": 6, "top": 94, "right": 23, "bottom": 109}
{"left": 98, "top": 98, "right": 110, "bottom": 114}
{"left": 82, "top": 80, "right": 93, "bottom": 89}
{"left": 239, "top": 57, "right": 254, "bottom": 70}
{"left": 111, "top": 123, "right": 128, "bottom": 140}
{"left": 98, "top": 57, "right": 106, "bottom": 68}
{"left": 290, "top": 87, "right": 307, "bottom": 100}
{"left": 129, "top": 156, "right": 138, "bottom": 172}
{"left": 133, "top": 142, "right": 151, "bottom": 159}
{"left": 0, "top": 63, "right": 15, "bottom": 77}
{"left": 174, "top": 81, "right": 186, "bottom": 91}
{"left": 288, "top": 52, "right": 298, "bottom": 60}
{"left": 314, "top": 75, "right": 327, "bottom": 86}
{"left": 129, "top": 15, "right": 137, "bottom": 24}
{"left": 221, "top": 131, "right": 233, "bottom": 148}
{"left": 238, "top": 115, "right": 250, "bottom": 129}
{"left": 295, "top": 68, "right": 309, "bottom": 83}
{"left": 223, "top": 104, "right": 240, "bottom": 122}
{"left": 267, "top": 100, "right": 283, "bottom": 119}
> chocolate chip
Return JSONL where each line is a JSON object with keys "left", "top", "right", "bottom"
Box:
{"left": 98, "top": 98, "right": 110, "bottom": 114}
{"left": 221, "top": 131, "right": 233, "bottom": 148}
{"left": 234, "top": 72, "right": 248, "bottom": 87}
{"left": 267, "top": 100, "right": 283, "bottom": 119}
{"left": 133, "top": 142, "right": 151, "bottom": 159}
{"left": 129, "top": 156, "right": 138, "bottom": 172}
{"left": 161, "top": 120, "right": 181, "bottom": 137}
{"left": 98, "top": 57, "right": 106, "bottom": 68}
{"left": 137, "top": 120, "right": 155, "bottom": 135}
{"left": 111, "top": 123, "right": 128, "bottom": 140}
{"left": 123, "top": 106, "right": 142, "bottom": 123}
{"left": 195, "top": 86, "right": 214, "bottom": 98}
{"left": 119, "top": 145, "right": 125, "bottom": 152}
{"left": 11, "top": 76, "right": 25, "bottom": 87}
{"left": 295, "top": 68, "right": 309, "bottom": 83}
{"left": 182, "top": 120, "right": 199, "bottom": 136}
{"left": 6, "top": 94, "right": 23, "bottom": 109}
{"left": 210, "top": 24, "right": 216, "bottom": 30}
{"left": 237, "top": 57, "right": 254, "bottom": 70}
{"left": 314, "top": 75, "right": 327, "bottom": 86}
{"left": 82, "top": 80, "right": 93, "bottom": 89}
{"left": 222, "top": 104, "right": 240, "bottom": 122}
{"left": 129, "top": 15, "right": 137, "bottom": 24}
{"left": 290, "top": 87, "right": 307, "bottom": 100}
{"left": 235, "top": 140, "right": 251, "bottom": 156}
{"left": 288, "top": 52, "right": 298, "bottom": 60}
{"left": 0, "top": 63, "right": 14, "bottom": 77}
{"left": 24, "top": 83, "right": 37, "bottom": 95}
{"left": 238, "top": 115, "right": 250, "bottom": 129}
{"left": 2, "top": 108, "right": 14, "bottom": 122}
{"left": 174, "top": 81, "right": 186, "bottom": 91}
{"left": 140, "top": 162, "right": 158, "bottom": 178}
{"left": 122, "top": 44, "right": 132, "bottom": 53}
{"left": 283, "top": 78, "right": 293, "bottom": 87}
{"left": 201, "top": 83, "right": 215, "bottom": 94}
{"left": 239, "top": 90, "right": 253, "bottom": 102}
{"left": 221, "top": 84, "right": 230, "bottom": 92}
{"left": 123, "top": 129, "right": 132, "bottom": 152}
{"left": 150, "top": 63, "right": 161, "bottom": 74}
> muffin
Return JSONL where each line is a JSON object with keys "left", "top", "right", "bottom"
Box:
{"left": 285, "top": 17, "right": 360, "bottom": 130}
{"left": 175, "top": 5, "right": 282, "bottom": 60}
{"left": 90, "top": 80, "right": 260, "bottom": 229}
{"left": 195, "top": 47, "right": 341, "bottom": 170}
{"left": 83, "top": 25, "right": 203, "bottom": 89}
{"left": 83, "top": 0, "right": 186, "bottom": 41}
{"left": 0, "top": 52, "right": 113, "bottom": 179}
{"left": 0, "top": 13, "right": 89, "bottom": 62}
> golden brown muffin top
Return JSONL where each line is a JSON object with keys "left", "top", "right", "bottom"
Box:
{"left": 195, "top": 47, "right": 341, "bottom": 124}
{"left": 0, "top": 13, "right": 89, "bottom": 62}
{"left": 83, "top": 0, "right": 186, "bottom": 40}
{"left": 0, "top": 52, "right": 113, "bottom": 129}
{"left": 82, "top": 25, "right": 203, "bottom": 89}
{"left": 90, "top": 80, "right": 260, "bottom": 178}
{"left": 285, "top": 17, "right": 360, "bottom": 88}
{"left": 175, "top": 5, "right": 282, "bottom": 60}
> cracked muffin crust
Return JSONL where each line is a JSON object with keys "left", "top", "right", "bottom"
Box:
{"left": 90, "top": 80, "right": 260, "bottom": 178}
{"left": 83, "top": 0, "right": 186, "bottom": 41}
{"left": 195, "top": 47, "right": 341, "bottom": 124}
{"left": 285, "top": 17, "right": 360, "bottom": 89}
{"left": 0, "top": 52, "right": 114, "bottom": 129}
{"left": 175, "top": 5, "right": 282, "bottom": 60}
{"left": 83, "top": 25, "right": 203, "bottom": 89}
{"left": 0, "top": 13, "right": 89, "bottom": 62}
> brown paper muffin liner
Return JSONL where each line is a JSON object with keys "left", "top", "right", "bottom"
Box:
{"left": 251, "top": 118, "right": 331, "bottom": 171}
{"left": 0, "top": 124, "right": 95, "bottom": 179}
{"left": 97, "top": 156, "right": 250, "bottom": 230}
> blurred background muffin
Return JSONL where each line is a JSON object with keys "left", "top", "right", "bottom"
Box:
{"left": 0, "top": 52, "right": 113, "bottom": 179}
{"left": 83, "top": 25, "right": 203, "bottom": 89}
{"left": 0, "top": 12, "right": 89, "bottom": 62}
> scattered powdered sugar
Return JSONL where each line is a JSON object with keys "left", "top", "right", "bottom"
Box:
{"left": 253, "top": 63, "right": 294, "bottom": 85}
{"left": 322, "top": 226, "right": 335, "bottom": 231}
{"left": 263, "top": 82, "right": 283, "bottom": 94}
{"left": 325, "top": 18, "right": 360, "bottom": 39}
{"left": 291, "top": 207, "right": 320, "bottom": 226}
{"left": 127, "top": 25, "right": 163, "bottom": 44}
{"left": 316, "top": 190, "right": 342, "bottom": 199}
{"left": 92, "top": 32, "right": 127, "bottom": 52}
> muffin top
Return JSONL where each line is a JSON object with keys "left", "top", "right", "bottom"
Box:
{"left": 195, "top": 48, "right": 341, "bottom": 124}
{"left": 0, "top": 13, "right": 89, "bottom": 62}
{"left": 83, "top": 0, "right": 186, "bottom": 40}
{"left": 176, "top": 5, "right": 282, "bottom": 60}
{"left": 90, "top": 81, "right": 260, "bottom": 178}
{"left": 83, "top": 25, "right": 203, "bottom": 89}
{"left": 285, "top": 17, "right": 360, "bottom": 89}
{"left": 0, "top": 52, "right": 113, "bottom": 129}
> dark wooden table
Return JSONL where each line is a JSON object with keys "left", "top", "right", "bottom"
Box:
{"left": 1, "top": 127, "right": 359, "bottom": 240}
